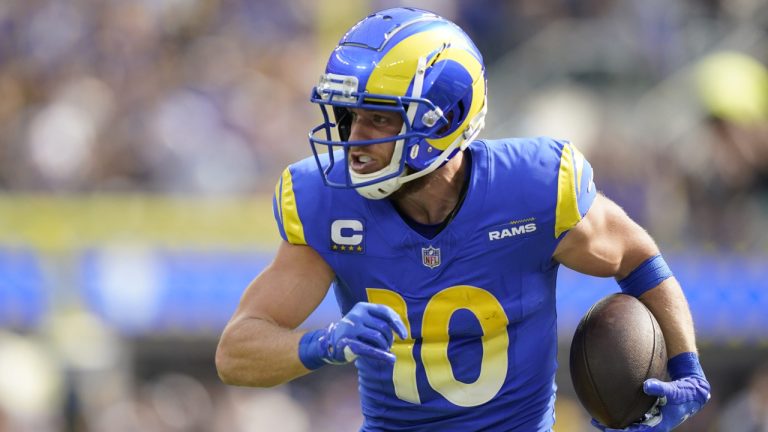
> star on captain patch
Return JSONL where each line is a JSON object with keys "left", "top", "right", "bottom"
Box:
{"left": 330, "top": 219, "right": 365, "bottom": 254}
{"left": 421, "top": 246, "right": 441, "bottom": 269}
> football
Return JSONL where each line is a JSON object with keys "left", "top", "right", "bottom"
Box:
{"left": 569, "top": 293, "right": 667, "bottom": 428}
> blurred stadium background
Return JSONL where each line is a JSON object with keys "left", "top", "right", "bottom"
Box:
{"left": 0, "top": 0, "right": 767, "bottom": 430}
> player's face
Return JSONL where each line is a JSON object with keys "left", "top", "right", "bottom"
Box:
{"left": 347, "top": 108, "right": 404, "bottom": 175}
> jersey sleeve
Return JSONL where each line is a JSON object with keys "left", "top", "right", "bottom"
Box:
{"left": 273, "top": 166, "right": 307, "bottom": 245}
{"left": 552, "top": 141, "right": 596, "bottom": 238}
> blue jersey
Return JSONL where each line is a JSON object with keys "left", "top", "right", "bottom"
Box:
{"left": 273, "top": 137, "right": 596, "bottom": 431}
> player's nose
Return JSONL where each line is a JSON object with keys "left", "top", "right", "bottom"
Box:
{"left": 348, "top": 123, "right": 373, "bottom": 142}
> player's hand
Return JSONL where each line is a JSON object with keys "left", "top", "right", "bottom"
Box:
{"left": 298, "top": 302, "right": 408, "bottom": 369}
{"left": 591, "top": 353, "right": 711, "bottom": 432}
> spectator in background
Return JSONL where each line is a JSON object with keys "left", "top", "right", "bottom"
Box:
{"left": 685, "top": 51, "right": 768, "bottom": 248}
{"left": 0, "top": 0, "right": 316, "bottom": 194}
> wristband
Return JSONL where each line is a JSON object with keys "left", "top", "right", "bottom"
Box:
{"left": 618, "top": 254, "right": 673, "bottom": 298}
{"left": 298, "top": 328, "right": 327, "bottom": 370}
{"left": 668, "top": 352, "right": 705, "bottom": 380}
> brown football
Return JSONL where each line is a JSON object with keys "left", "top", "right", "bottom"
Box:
{"left": 569, "top": 293, "right": 667, "bottom": 428}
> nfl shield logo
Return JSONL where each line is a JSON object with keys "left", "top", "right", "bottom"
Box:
{"left": 422, "top": 246, "right": 441, "bottom": 269}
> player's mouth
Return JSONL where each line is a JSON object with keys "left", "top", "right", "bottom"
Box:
{"left": 349, "top": 152, "right": 380, "bottom": 174}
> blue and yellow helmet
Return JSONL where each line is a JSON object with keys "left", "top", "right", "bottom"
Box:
{"left": 309, "top": 7, "right": 487, "bottom": 199}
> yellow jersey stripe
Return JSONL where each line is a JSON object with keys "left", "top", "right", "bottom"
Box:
{"left": 279, "top": 168, "right": 307, "bottom": 245}
{"left": 571, "top": 143, "right": 586, "bottom": 193}
{"left": 555, "top": 144, "right": 582, "bottom": 238}
{"left": 274, "top": 175, "right": 283, "bottom": 223}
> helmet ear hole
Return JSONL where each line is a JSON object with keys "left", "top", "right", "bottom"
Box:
{"left": 436, "top": 110, "right": 455, "bottom": 136}
{"left": 456, "top": 100, "right": 466, "bottom": 124}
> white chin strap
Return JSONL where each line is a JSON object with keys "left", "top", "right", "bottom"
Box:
{"left": 351, "top": 56, "right": 486, "bottom": 200}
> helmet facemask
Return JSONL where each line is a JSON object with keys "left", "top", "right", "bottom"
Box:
{"left": 310, "top": 57, "right": 449, "bottom": 199}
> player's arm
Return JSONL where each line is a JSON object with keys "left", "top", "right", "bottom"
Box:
{"left": 553, "top": 194, "right": 710, "bottom": 432}
{"left": 215, "top": 240, "right": 335, "bottom": 387}
{"left": 552, "top": 193, "right": 695, "bottom": 356}
{"left": 216, "top": 240, "right": 407, "bottom": 388}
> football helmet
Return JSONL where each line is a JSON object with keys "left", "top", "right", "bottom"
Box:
{"left": 309, "top": 7, "right": 487, "bottom": 199}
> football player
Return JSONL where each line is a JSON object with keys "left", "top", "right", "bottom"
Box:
{"left": 216, "top": 7, "right": 710, "bottom": 431}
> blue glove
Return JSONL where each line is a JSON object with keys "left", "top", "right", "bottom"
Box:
{"left": 298, "top": 302, "right": 408, "bottom": 370}
{"left": 591, "top": 352, "right": 711, "bottom": 432}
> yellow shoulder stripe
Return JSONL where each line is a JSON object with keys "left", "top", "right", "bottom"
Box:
{"left": 571, "top": 144, "right": 585, "bottom": 193}
{"left": 278, "top": 168, "right": 306, "bottom": 245}
{"left": 554, "top": 144, "right": 583, "bottom": 238}
{"left": 274, "top": 175, "right": 283, "bottom": 223}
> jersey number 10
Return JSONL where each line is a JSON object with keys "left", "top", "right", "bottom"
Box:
{"left": 367, "top": 285, "right": 510, "bottom": 407}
